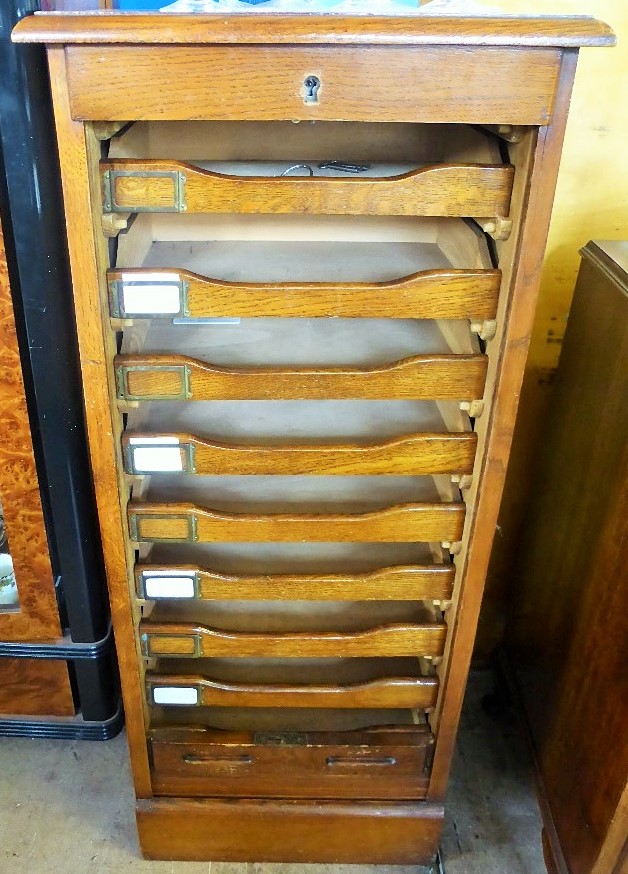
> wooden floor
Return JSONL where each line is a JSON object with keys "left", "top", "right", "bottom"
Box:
{"left": 0, "top": 670, "right": 546, "bottom": 873}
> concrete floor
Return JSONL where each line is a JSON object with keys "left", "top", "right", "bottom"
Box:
{"left": 0, "top": 671, "right": 545, "bottom": 874}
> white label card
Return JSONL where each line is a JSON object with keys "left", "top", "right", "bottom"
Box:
{"left": 153, "top": 686, "right": 199, "bottom": 706}
{"left": 131, "top": 446, "right": 184, "bottom": 473}
{"left": 144, "top": 574, "right": 196, "bottom": 599}
{"left": 121, "top": 273, "right": 182, "bottom": 315}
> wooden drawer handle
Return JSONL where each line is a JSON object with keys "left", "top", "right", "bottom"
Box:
{"left": 326, "top": 756, "right": 397, "bottom": 768}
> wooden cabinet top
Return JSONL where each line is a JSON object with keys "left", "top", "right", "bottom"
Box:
{"left": 12, "top": 12, "right": 615, "bottom": 48}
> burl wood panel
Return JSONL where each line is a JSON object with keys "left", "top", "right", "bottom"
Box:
{"left": 507, "top": 241, "right": 628, "bottom": 874}
{"left": 0, "top": 213, "right": 62, "bottom": 641}
{"left": 137, "top": 796, "right": 444, "bottom": 863}
{"left": 0, "top": 658, "right": 74, "bottom": 717}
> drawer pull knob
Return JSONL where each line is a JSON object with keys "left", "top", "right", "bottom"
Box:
{"left": 326, "top": 756, "right": 397, "bottom": 768}
{"left": 303, "top": 75, "right": 321, "bottom": 104}
{"left": 182, "top": 753, "right": 253, "bottom": 766}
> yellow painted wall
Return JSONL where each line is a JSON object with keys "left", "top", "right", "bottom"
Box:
{"left": 475, "top": 0, "right": 628, "bottom": 655}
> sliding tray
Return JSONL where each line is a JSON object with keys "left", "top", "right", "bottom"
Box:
{"left": 104, "top": 121, "right": 513, "bottom": 218}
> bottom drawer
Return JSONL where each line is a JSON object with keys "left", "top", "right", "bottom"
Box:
{"left": 150, "top": 723, "right": 433, "bottom": 800}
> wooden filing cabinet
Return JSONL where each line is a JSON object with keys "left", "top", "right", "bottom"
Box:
{"left": 13, "top": 11, "right": 614, "bottom": 864}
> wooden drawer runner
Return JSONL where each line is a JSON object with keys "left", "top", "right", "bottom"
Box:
{"left": 101, "top": 159, "right": 513, "bottom": 218}
{"left": 140, "top": 620, "right": 446, "bottom": 659}
{"left": 115, "top": 354, "right": 487, "bottom": 402}
{"left": 107, "top": 266, "right": 501, "bottom": 322}
{"left": 128, "top": 501, "right": 465, "bottom": 544}
{"left": 123, "top": 432, "right": 477, "bottom": 477}
{"left": 146, "top": 672, "right": 438, "bottom": 710}
{"left": 136, "top": 562, "right": 455, "bottom": 602}
{"left": 150, "top": 725, "right": 433, "bottom": 800}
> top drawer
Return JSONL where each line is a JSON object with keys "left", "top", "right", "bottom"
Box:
{"left": 65, "top": 45, "right": 562, "bottom": 125}
{"left": 101, "top": 121, "right": 513, "bottom": 218}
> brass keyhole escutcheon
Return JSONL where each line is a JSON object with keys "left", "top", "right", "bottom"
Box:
{"left": 303, "top": 75, "right": 321, "bottom": 104}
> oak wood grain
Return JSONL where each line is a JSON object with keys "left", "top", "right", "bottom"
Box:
{"left": 46, "top": 48, "right": 152, "bottom": 795}
{"left": 141, "top": 620, "right": 447, "bottom": 658}
{"left": 150, "top": 724, "right": 432, "bottom": 800}
{"left": 428, "top": 54, "right": 580, "bottom": 800}
{"left": 146, "top": 673, "right": 439, "bottom": 710}
{"left": 64, "top": 45, "right": 566, "bottom": 125}
{"left": 136, "top": 563, "right": 455, "bottom": 601}
{"left": 136, "top": 796, "right": 444, "bottom": 863}
{"left": 129, "top": 501, "right": 465, "bottom": 544}
{"left": 0, "top": 211, "right": 61, "bottom": 641}
{"left": 116, "top": 354, "right": 488, "bottom": 402}
{"left": 101, "top": 159, "right": 513, "bottom": 218}
{"left": 12, "top": 15, "right": 615, "bottom": 47}
{"left": 108, "top": 266, "right": 501, "bottom": 321}
{"left": 123, "top": 432, "right": 477, "bottom": 477}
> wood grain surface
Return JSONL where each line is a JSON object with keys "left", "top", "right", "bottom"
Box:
{"left": 136, "top": 563, "right": 455, "bottom": 601}
{"left": 146, "top": 673, "right": 439, "bottom": 710}
{"left": 46, "top": 48, "right": 152, "bottom": 794}
{"left": 151, "top": 724, "right": 433, "bottom": 800}
{"left": 0, "top": 658, "right": 74, "bottom": 717}
{"left": 136, "top": 796, "right": 444, "bottom": 863}
{"left": 129, "top": 501, "right": 465, "bottom": 544}
{"left": 428, "top": 54, "right": 580, "bottom": 800}
{"left": 122, "top": 432, "right": 477, "bottom": 477}
{"left": 141, "top": 620, "right": 447, "bottom": 658}
{"left": 0, "top": 212, "right": 62, "bottom": 641}
{"left": 116, "top": 354, "right": 488, "bottom": 402}
{"left": 507, "top": 241, "right": 628, "bottom": 874}
{"left": 101, "top": 159, "right": 513, "bottom": 218}
{"left": 65, "top": 45, "right": 564, "bottom": 125}
{"left": 21, "top": 11, "right": 611, "bottom": 861}
{"left": 12, "top": 14, "right": 615, "bottom": 47}
{"left": 109, "top": 266, "right": 501, "bottom": 321}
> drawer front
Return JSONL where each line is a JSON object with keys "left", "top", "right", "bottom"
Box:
{"left": 122, "top": 432, "right": 477, "bottom": 477}
{"left": 128, "top": 502, "right": 465, "bottom": 544}
{"left": 146, "top": 673, "right": 439, "bottom": 710}
{"left": 150, "top": 726, "right": 433, "bottom": 800}
{"left": 136, "top": 563, "right": 455, "bottom": 603}
{"left": 101, "top": 159, "right": 513, "bottom": 218}
{"left": 107, "top": 266, "right": 502, "bottom": 322}
{"left": 114, "top": 354, "right": 488, "bottom": 402}
{"left": 66, "top": 45, "right": 561, "bottom": 125}
{"left": 140, "top": 621, "right": 447, "bottom": 659}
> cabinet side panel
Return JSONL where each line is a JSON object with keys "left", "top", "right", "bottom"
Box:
{"left": 428, "top": 50, "right": 579, "bottom": 799}
{"left": 46, "top": 47, "right": 150, "bottom": 794}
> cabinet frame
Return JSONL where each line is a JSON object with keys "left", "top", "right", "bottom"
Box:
{"left": 13, "top": 11, "right": 614, "bottom": 863}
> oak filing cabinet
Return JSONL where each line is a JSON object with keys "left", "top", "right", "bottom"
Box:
{"left": 13, "top": 10, "right": 614, "bottom": 864}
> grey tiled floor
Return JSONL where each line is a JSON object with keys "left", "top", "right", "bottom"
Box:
{"left": 0, "top": 671, "right": 545, "bottom": 874}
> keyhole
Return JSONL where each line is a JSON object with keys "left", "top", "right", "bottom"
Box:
{"left": 303, "top": 75, "right": 321, "bottom": 104}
